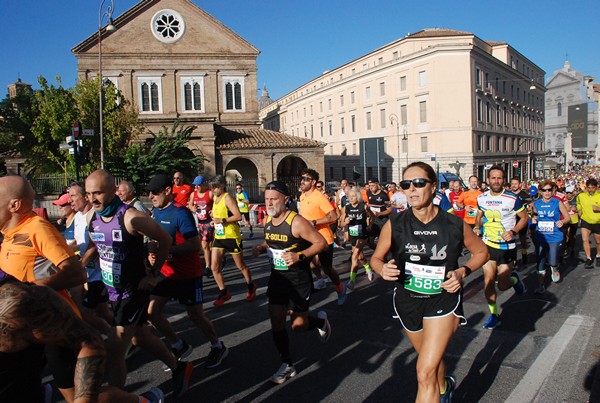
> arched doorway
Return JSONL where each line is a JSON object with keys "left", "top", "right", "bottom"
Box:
{"left": 276, "top": 156, "right": 307, "bottom": 194}
{"left": 225, "top": 157, "right": 259, "bottom": 201}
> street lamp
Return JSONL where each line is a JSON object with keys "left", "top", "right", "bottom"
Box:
{"left": 98, "top": 0, "right": 116, "bottom": 170}
{"left": 390, "top": 114, "right": 409, "bottom": 181}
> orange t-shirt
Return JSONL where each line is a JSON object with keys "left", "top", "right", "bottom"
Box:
{"left": 0, "top": 212, "right": 80, "bottom": 314}
{"left": 299, "top": 190, "right": 335, "bottom": 244}
{"left": 457, "top": 189, "right": 482, "bottom": 225}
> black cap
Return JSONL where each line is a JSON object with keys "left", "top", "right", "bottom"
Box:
{"left": 367, "top": 178, "right": 379, "bottom": 184}
{"left": 146, "top": 174, "right": 172, "bottom": 193}
{"left": 265, "top": 181, "right": 290, "bottom": 196}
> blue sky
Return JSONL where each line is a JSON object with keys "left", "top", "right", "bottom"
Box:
{"left": 1, "top": 0, "right": 598, "bottom": 100}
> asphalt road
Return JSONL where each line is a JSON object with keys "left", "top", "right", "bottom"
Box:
{"left": 48, "top": 227, "right": 600, "bottom": 402}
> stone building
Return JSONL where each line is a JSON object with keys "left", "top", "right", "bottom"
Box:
{"left": 72, "top": 0, "right": 323, "bottom": 197}
{"left": 260, "top": 28, "right": 546, "bottom": 183}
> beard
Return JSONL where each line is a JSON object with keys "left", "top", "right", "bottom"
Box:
{"left": 267, "top": 204, "right": 284, "bottom": 217}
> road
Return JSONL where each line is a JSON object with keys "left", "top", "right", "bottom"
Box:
{"left": 49, "top": 227, "right": 600, "bottom": 402}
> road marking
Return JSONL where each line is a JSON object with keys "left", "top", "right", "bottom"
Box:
{"left": 505, "top": 314, "right": 587, "bottom": 403}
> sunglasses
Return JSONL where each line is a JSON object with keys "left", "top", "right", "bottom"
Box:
{"left": 301, "top": 176, "right": 313, "bottom": 182}
{"left": 149, "top": 189, "right": 164, "bottom": 195}
{"left": 316, "top": 185, "right": 323, "bottom": 188}
{"left": 566, "top": 192, "right": 573, "bottom": 194}
{"left": 399, "top": 178, "right": 432, "bottom": 190}
{"left": 541, "top": 188, "right": 553, "bottom": 192}
{"left": 173, "top": 177, "right": 182, "bottom": 180}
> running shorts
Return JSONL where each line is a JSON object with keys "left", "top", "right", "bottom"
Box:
{"left": 151, "top": 277, "right": 204, "bottom": 306}
{"left": 317, "top": 244, "right": 334, "bottom": 268}
{"left": 213, "top": 238, "right": 243, "bottom": 254}
{"left": 110, "top": 290, "right": 150, "bottom": 327}
{"left": 197, "top": 222, "right": 214, "bottom": 243}
{"left": 267, "top": 269, "right": 312, "bottom": 312}
{"left": 580, "top": 220, "right": 600, "bottom": 234}
{"left": 487, "top": 246, "right": 517, "bottom": 265}
{"left": 82, "top": 281, "right": 109, "bottom": 309}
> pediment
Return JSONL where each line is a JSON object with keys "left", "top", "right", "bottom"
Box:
{"left": 546, "top": 71, "right": 579, "bottom": 88}
{"left": 73, "top": 0, "right": 259, "bottom": 57}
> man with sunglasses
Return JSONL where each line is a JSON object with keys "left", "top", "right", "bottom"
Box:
{"left": 576, "top": 178, "right": 600, "bottom": 268}
{"left": 476, "top": 165, "right": 528, "bottom": 330}
{"left": 172, "top": 172, "right": 193, "bottom": 207}
{"left": 366, "top": 178, "right": 393, "bottom": 250}
{"left": 299, "top": 168, "right": 347, "bottom": 305}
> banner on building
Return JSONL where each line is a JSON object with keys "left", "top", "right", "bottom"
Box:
{"left": 569, "top": 103, "right": 588, "bottom": 148}
{"left": 360, "top": 137, "right": 385, "bottom": 181}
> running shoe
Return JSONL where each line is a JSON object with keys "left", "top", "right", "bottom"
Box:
{"left": 585, "top": 258, "right": 594, "bottom": 269}
{"left": 213, "top": 291, "right": 232, "bottom": 307}
{"left": 317, "top": 311, "right": 331, "bottom": 343}
{"left": 172, "top": 361, "right": 193, "bottom": 398}
{"left": 140, "top": 387, "right": 164, "bottom": 403}
{"left": 551, "top": 270, "right": 561, "bottom": 283}
{"left": 534, "top": 285, "right": 546, "bottom": 294}
{"left": 246, "top": 283, "right": 257, "bottom": 302}
{"left": 249, "top": 232, "right": 254, "bottom": 240}
{"left": 346, "top": 279, "right": 355, "bottom": 290}
{"left": 125, "top": 343, "right": 140, "bottom": 360}
{"left": 172, "top": 340, "right": 193, "bottom": 361}
{"left": 337, "top": 282, "right": 347, "bottom": 305}
{"left": 483, "top": 314, "right": 501, "bottom": 329}
{"left": 440, "top": 375, "right": 456, "bottom": 403}
{"left": 511, "top": 271, "right": 526, "bottom": 295}
{"left": 205, "top": 343, "right": 229, "bottom": 368}
{"left": 313, "top": 277, "right": 327, "bottom": 290}
{"left": 271, "top": 362, "right": 297, "bottom": 384}
{"left": 366, "top": 268, "right": 374, "bottom": 281}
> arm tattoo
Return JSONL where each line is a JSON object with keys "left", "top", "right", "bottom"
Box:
{"left": 74, "top": 354, "right": 105, "bottom": 400}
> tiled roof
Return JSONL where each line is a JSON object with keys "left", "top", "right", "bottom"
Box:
{"left": 215, "top": 126, "right": 325, "bottom": 150}
{"left": 406, "top": 28, "right": 473, "bottom": 38}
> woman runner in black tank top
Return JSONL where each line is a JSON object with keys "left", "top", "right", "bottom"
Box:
{"left": 370, "top": 162, "right": 488, "bottom": 402}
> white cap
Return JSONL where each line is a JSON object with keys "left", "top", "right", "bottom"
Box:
{"left": 565, "top": 185, "right": 575, "bottom": 193}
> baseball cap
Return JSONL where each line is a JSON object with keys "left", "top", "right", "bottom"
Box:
{"left": 52, "top": 193, "right": 71, "bottom": 206}
{"left": 367, "top": 178, "right": 379, "bottom": 184}
{"left": 146, "top": 174, "right": 172, "bottom": 193}
{"left": 565, "top": 185, "right": 575, "bottom": 193}
{"left": 192, "top": 175, "right": 206, "bottom": 186}
{"left": 529, "top": 186, "right": 538, "bottom": 197}
{"left": 265, "top": 181, "right": 290, "bottom": 196}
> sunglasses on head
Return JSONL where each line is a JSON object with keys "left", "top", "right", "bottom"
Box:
{"left": 399, "top": 178, "right": 432, "bottom": 190}
{"left": 301, "top": 176, "right": 313, "bottom": 182}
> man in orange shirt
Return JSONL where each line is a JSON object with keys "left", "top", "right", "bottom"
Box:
{"left": 0, "top": 175, "right": 86, "bottom": 402}
{"left": 172, "top": 171, "right": 193, "bottom": 206}
{"left": 299, "top": 168, "right": 346, "bottom": 305}
{"left": 456, "top": 175, "right": 482, "bottom": 229}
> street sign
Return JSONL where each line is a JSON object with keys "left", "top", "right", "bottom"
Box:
{"left": 83, "top": 129, "right": 94, "bottom": 136}
{"left": 59, "top": 143, "right": 71, "bottom": 150}
{"left": 72, "top": 121, "right": 81, "bottom": 138}
{"left": 513, "top": 161, "right": 519, "bottom": 168}
{"left": 66, "top": 135, "right": 75, "bottom": 145}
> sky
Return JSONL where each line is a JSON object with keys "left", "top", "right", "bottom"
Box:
{"left": 1, "top": 0, "right": 598, "bottom": 101}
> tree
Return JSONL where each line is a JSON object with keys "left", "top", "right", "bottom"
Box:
{"left": 108, "top": 121, "right": 206, "bottom": 187}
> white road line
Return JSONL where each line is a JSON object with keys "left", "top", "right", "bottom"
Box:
{"left": 505, "top": 314, "right": 587, "bottom": 403}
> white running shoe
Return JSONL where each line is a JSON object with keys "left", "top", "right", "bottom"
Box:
{"left": 366, "top": 269, "right": 374, "bottom": 281}
{"left": 317, "top": 311, "right": 331, "bottom": 343}
{"left": 271, "top": 363, "right": 297, "bottom": 384}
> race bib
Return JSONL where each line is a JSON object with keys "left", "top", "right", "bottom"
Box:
{"left": 214, "top": 223, "right": 225, "bottom": 237}
{"left": 268, "top": 248, "right": 288, "bottom": 271}
{"left": 197, "top": 209, "right": 208, "bottom": 220}
{"left": 238, "top": 202, "right": 245, "bottom": 209}
{"left": 370, "top": 206, "right": 381, "bottom": 213}
{"left": 404, "top": 262, "right": 445, "bottom": 295}
{"left": 467, "top": 209, "right": 477, "bottom": 217}
{"left": 349, "top": 224, "right": 362, "bottom": 236}
{"left": 100, "top": 259, "right": 121, "bottom": 287}
{"left": 538, "top": 221, "right": 555, "bottom": 233}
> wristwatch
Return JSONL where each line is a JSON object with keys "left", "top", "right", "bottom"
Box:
{"left": 312, "top": 220, "right": 317, "bottom": 227}
{"left": 297, "top": 253, "right": 306, "bottom": 262}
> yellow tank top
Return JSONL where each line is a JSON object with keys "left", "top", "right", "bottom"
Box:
{"left": 213, "top": 195, "right": 241, "bottom": 239}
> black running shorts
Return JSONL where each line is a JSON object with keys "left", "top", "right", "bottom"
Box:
{"left": 487, "top": 245, "right": 517, "bottom": 265}
{"left": 267, "top": 269, "right": 312, "bottom": 313}
{"left": 151, "top": 277, "right": 204, "bottom": 306}
{"left": 110, "top": 290, "right": 150, "bottom": 327}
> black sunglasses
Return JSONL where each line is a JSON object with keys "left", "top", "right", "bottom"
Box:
{"left": 301, "top": 176, "right": 313, "bottom": 182}
{"left": 399, "top": 178, "right": 432, "bottom": 190}
{"left": 541, "top": 188, "right": 553, "bottom": 192}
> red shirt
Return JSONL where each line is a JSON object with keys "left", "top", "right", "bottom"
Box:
{"left": 449, "top": 191, "right": 465, "bottom": 218}
{"left": 191, "top": 189, "right": 213, "bottom": 223}
{"left": 173, "top": 184, "right": 192, "bottom": 206}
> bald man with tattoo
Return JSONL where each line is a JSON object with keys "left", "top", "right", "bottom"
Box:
{"left": 0, "top": 268, "right": 164, "bottom": 403}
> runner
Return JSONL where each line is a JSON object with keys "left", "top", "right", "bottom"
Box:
{"left": 116, "top": 180, "right": 150, "bottom": 214}
{"left": 391, "top": 184, "right": 408, "bottom": 213}
{"left": 209, "top": 175, "right": 257, "bottom": 306}
{"left": 476, "top": 165, "right": 528, "bottom": 330}
{"left": 576, "top": 178, "right": 600, "bottom": 269}
{"left": 189, "top": 175, "right": 214, "bottom": 272}
{"left": 531, "top": 180, "right": 570, "bottom": 293}
{"left": 83, "top": 170, "right": 193, "bottom": 395}
{"left": 449, "top": 181, "right": 465, "bottom": 221}
{"left": 339, "top": 187, "right": 373, "bottom": 289}
{"left": 299, "top": 168, "right": 347, "bottom": 305}
{"left": 366, "top": 178, "right": 393, "bottom": 250}
{"left": 564, "top": 185, "right": 579, "bottom": 257}
{"left": 0, "top": 175, "right": 86, "bottom": 403}
{"left": 145, "top": 173, "right": 228, "bottom": 371}
{"left": 252, "top": 181, "right": 330, "bottom": 384}
{"left": 456, "top": 176, "right": 482, "bottom": 229}
{"left": 53, "top": 192, "right": 76, "bottom": 245}
{"left": 0, "top": 270, "right": 165, "bottom": 403}
{"left": 370, "top": 161, "right": 488, "bottom": 403}
{"left": 235, "top": 183, "right": 254, "bottom": 239}
{"left": 172, "top": 171, "right": 193, "bottom": 206}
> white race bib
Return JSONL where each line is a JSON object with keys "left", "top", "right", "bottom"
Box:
{"left": 268, "top": 248, "right": 289, "bottom": 271}
{"left": 214, "top": 223, "right": 225, "bottom": 236}
{"left": 404, "top": 262, "right": 445, "bottom": 295}
{"left": 349, "top": 224, "right": 362, "bottom": 236}
{"left": 538, "top": 221, "right": 555, "bottom": 233}
{"left": 100, "top": 259, "right": 121, "bottom": 287}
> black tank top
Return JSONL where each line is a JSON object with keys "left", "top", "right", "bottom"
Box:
{"left": 390, "top": 208, "right": 464, "bottom": 297}
{"left": 264, "top": 211, "right": 311, "bottom": 272}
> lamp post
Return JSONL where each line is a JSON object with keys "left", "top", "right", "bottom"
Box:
{"left": 98, "top": 0, "right": 116, "bottom": 170}
{"left": 389, "top": 113, "right": 408, "bottom": 182}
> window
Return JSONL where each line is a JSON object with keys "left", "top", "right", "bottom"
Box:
{"left": 328, "top": 120, "right": 332, "bottom": 136}
{"left": 223, "top": 75, "right": 245, "bottom": 111}
{"left": 496, "top": 136, "right": 501, "bottom": 151}
{"left": 341, "top": 117, "right": 345, "bottom": 134}
{"left": 478, "top": 135, "right": 483, "bottom": 151}
{"left": 366, "top": 112, "right": 372, "bottom": 130}
{"left": 329, "top": 145, "right": 333, "bottom": 155}
{"left": 400, "top": 104, "right": 408, "bottom": 125}
{"left": 138, "top": 76, "right": 162, "bottom": 113}
{"left": 320, "top": 122, "right": 323, "bottom": 137}
{"left": 418, "top": 71, "right": 427, "bottom": 87}
{"left": 340, "top": 95, "right": 344, "bottom": 107}
{"left": 496, "top": 104, "right": 501, "bottom": 125}
{"left": 365, "top": 86, "right": 371, "bottom": 100}
{"left": 486, "top": 136, "right": 492, "bottom": 151}
{"left": 310, "top": 105, "right": 313, "bottom": 116}
{"left": 352, "top": 143, "right": 357, "bottom": 154}
{"left": 420, "top": 136, "right": 428, "bottom": 152}
{"left": 351, "top": 115, "right": 356, "bottom": 132}
{"left": 419, "top": 101, "right": 427, "bottom": 123}
{"left": 350, "top": 91, "right": 355, "bottom": 104}
{"left": 486, "top": 102, "right": 491, "bottom": 123}
{"left": 379, "top": 82, "right": 385, "bottom": 96}
{"left": 303, "top": 108, "right": 306, "bottom": 118}
{"left": 476, "top": 68, "right": 481, "bottom": 86}
{"left": 557, "top": 102, "right": 562, "bottom": 116}
{"left": 319, "top": 102, "right": 323, "bottom": 112}
{"left": 328, "top": 99, "right": 332, "bottom": 110}
{"left": 485, "top": 73, "right": 489, "bottom": 89}
{"left": 477, "top": 99, "right": 482, "bottom": 121}
{"left": 380, "top": 109, "right": 386, "bottom": 128}
{"left": 400, "top": 76, "right": 407, "bottom": 91}
{"left": 180, "top": 75, "right": 205, "bottom": 112}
